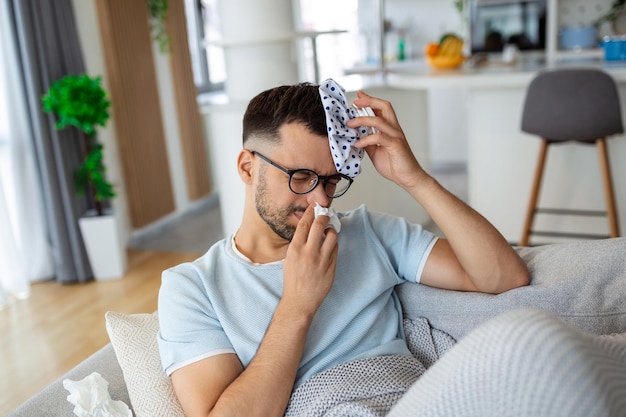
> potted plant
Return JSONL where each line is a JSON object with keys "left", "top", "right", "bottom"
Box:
{"left": 42, "top": 74, "right": 115, "bottom": 212}
{"left": 42, "top": 74, "right": 126, "bottom": 280}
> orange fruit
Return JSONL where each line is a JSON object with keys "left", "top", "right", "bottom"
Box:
{"left": 424, "top": 42, "right": 439, "bottom": 57}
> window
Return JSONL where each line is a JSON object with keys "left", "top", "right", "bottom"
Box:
{"left": 184, "top": 0, "right": 363, "bottom": 91}
{"left": 184, "top": 0, "right": 226, "bottom": 93}
{"left": 295, "top": 0, "right": 361, "bottom": 82}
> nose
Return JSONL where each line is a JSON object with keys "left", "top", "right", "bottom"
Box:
{"left": 306, "top": 181, "right": 332, "bottom": 207}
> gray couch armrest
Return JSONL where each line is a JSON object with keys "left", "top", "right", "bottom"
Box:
{"left": 397, "top": 238, "right": 626, "bottom": 340}
{"left": 7, "top": 343, "right": 130, "bottom": 417}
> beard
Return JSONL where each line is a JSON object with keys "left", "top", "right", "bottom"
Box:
{"left": 255, "top": 169, "right": 305, "bottom": 241}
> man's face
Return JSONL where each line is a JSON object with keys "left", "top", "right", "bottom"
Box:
{"left": 253, "top": 122, "right": 337, "bottom": 241}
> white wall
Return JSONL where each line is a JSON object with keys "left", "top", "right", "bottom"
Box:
{"left": 428, "top": 87, "right": 468, "bottom": 167}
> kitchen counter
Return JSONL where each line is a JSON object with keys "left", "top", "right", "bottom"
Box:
{"left": 385, "top": 56, "right": 626, "bottom": 89}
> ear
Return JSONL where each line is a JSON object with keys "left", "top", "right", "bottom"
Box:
{"left": 237, "top": 149, "right": 255, "bottom": 185}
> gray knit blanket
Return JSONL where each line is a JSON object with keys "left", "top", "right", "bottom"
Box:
{"left": 284, "top": 317, "right": 456, "bottom": 417}
{"left": 285, "top": 310, "right": 626, "bottom": 417}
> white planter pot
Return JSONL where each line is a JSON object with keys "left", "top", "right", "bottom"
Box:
{"left": 79, "top": 214, "right": 127, "bottom": 280}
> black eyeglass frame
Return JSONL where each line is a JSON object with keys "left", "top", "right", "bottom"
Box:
{"left": 251, "top": 151, "right": 353, "bottom": 198}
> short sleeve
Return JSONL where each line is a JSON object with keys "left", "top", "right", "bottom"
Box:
{"left": 364, "top": 208, "right": 438, "bottom": 284}
{"left": 157, "top": 264, "right": 235, "bottom": 375}
{"left": 414, "top": 237, "right": 438, "bottom": 283}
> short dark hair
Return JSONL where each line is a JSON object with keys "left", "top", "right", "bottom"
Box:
{"left": 242, "top": 83, "right": 327, "bottom": 146}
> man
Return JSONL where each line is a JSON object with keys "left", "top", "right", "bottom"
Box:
{"left": 157, "top": 81, "right": 530, "bottom": 417}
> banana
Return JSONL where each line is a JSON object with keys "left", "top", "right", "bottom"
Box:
{"left": 438, "top": 36, "right": 463, "bottom": 57}
{"left": 450, "top": 38, "right": 463, "bottom": 56}
{"left": 439, "top": 38, "right": 454, "bottom": 55}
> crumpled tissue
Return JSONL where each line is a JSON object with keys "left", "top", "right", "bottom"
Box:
{"left": 63, "top": 372, "right": 132, "bottom": 417}
{"left": 314, "top": 203, "right": 341, "bottom": 233}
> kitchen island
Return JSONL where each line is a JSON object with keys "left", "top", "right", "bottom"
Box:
{"left": 385, "top": 57, "right": 626, "bottom": 244}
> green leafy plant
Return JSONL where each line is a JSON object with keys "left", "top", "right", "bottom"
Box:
{"left": 42, "top": 74, "right": 115, "bottom": 216}
{"left": 454, "top": 0, "right": 465, "bottom": 14}
{"left": 595, "top": 0, "right": 626, "bottom": 27}
{"left": 147, "top": 0, "right": 171, "bottom": 53}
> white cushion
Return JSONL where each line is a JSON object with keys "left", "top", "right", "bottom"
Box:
{"left": 105, "top": 311, "right": 184, "bottom": 417}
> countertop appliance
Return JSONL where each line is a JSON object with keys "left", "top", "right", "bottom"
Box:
{"left": 469, "top": 0, "right": 547, "bottom": 54}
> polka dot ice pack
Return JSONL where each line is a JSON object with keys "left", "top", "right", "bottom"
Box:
{"left": 318, "top": 78, "right": 373, "bottom": 179}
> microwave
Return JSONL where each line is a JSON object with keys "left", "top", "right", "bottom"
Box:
{"left": 469, "top": 0, "right": 547, "bottom": 54}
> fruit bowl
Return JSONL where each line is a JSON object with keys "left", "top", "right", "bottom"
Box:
{"left": 426, "top": 55, "right": 465, "bottom": 70}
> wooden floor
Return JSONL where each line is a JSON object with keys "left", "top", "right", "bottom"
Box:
{"left": 0, "top": 249, "right": 202, "bottom": 415}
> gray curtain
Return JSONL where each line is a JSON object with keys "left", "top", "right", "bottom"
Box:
{"left": 8, "top": 0, "right": 93, "bottom": 283}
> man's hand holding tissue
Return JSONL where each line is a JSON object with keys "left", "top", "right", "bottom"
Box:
{"left": 283, "top": 203, "right": 338, "bottom": 319}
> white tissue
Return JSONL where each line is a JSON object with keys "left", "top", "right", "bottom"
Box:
{"left": 314, "top": 203, "right": 341, "bottom": 233}
{"left": 63, "top": 372, "right": 132, "bottom": 417}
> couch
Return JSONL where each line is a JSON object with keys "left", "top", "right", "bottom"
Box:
{"left": 8, "top": 238, "right": 626, "bottom": 416}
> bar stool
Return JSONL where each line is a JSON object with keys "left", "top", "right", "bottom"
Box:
{"left": 520, "top": 68, "right": 623, "bottom": 246}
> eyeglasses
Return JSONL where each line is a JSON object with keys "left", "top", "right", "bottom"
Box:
{"left": 252, "top": 151, "right": 353, "bottom": 198}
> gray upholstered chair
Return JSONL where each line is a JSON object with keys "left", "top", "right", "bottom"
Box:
{"left": 520, "top": 68, "right": 623, "bottom": 246}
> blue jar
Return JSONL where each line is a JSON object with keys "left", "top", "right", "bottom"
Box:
{"left": 603, "top": 36, "right": 626, "bottom": 61}
{"left": 560, "top": 26, "right": 597, "bottom": 50}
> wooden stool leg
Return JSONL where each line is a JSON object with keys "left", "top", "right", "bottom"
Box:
{"left": 520, "top": 139, "right": 549, "bottom": 246}
{"left": 597, "top": 138, "right": 620, "bottom": 238}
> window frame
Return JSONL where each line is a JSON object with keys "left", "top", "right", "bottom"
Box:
{"left": 185, "top": 0, "right": 225, "bottom": 94}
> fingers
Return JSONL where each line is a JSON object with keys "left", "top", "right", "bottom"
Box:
{"left": 287, "top": 204, "right": 339, "bottom": 295}
{"left": 352, "top": 131, "right": 383, "bottom": 150}
{"left": 292, "top": 204, "right": 337, "bottom": 248}
{"left": 347, "top": 115, "right": 402, "bottom": 152}
{"left": 347, "top": 91, "right": 402, "bottom": 141}
{"left": 291, "top": 204, "right": 315, "bottom": 246}
{"left": 320, "top": 228, "right": 339, "bottom": 268}
{"left": 352, "top": 90, "right": 400, "bottom": 126}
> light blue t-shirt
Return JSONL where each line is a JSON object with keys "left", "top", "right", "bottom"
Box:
{"left": 157, "top": 205, "right": 437, "bottom": 387}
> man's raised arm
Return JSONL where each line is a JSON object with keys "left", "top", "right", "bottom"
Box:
{"left": 349, "top": 91, "right": 529, "bottom": 294}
